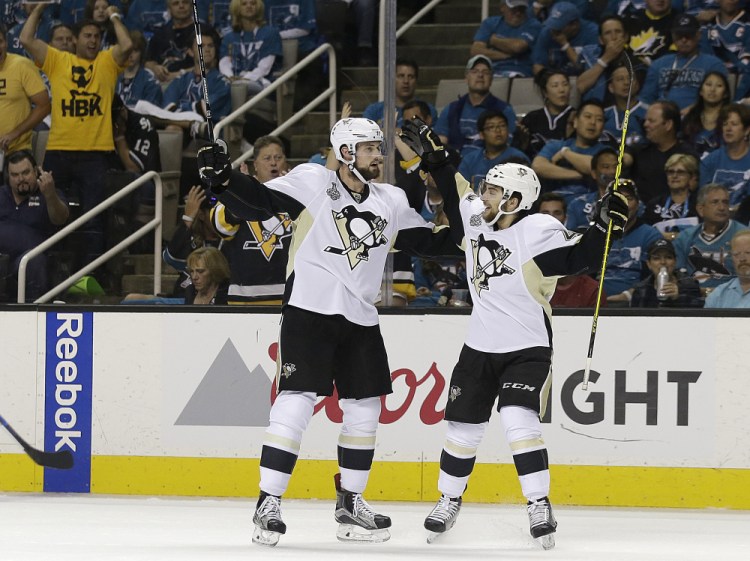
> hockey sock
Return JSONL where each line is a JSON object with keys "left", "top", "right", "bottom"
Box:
{"left": 499, "top": 406, "right": 550, "bottom": 501}
{"left": 437, "top": 421, "right": 487, "bottom": 498}
{"left": 337, "top": 397, "right": 380, "bottom": 493}
{"left": 259, "top": 391, "right": 316, "bottom": 497}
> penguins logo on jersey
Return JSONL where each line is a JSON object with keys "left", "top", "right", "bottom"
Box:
{"left": 324, "top": 206, "right": 388, "bottom": 269}
{"left": 280, "top": 363, "right": 296, "bottom": 379}
{"left": 448, "top": 385, "right": 462, "bottom": 402}
{"left": 470, "top": 233, "right": 515, "bottom": 295}
{"left": 243, "top": 213, "right": 293, "bottom": 261}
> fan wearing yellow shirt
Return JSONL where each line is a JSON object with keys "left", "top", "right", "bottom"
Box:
{"left": 20, "top": 3, "right": 132, "bottom": 265}
{"left": 0, "top": 24, "right": 50, "bottom": 157}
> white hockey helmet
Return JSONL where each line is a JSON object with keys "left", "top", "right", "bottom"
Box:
{"left": 330, "top": 118, "right": 384, "bottom": 165}
{"left": 479, "top": 163, "right": 541, "bottom": 222}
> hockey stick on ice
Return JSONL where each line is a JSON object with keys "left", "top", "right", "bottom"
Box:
{"left": 190, "top": 0, "right": 216, "bottom": 144}
{"left": 0, "top": 414, "right": 74, "bottom": 469}
{"left": 582, "top": 51, "right": 635, "bottom": 392}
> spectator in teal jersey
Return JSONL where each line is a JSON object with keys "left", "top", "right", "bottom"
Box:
{"left": 458, "top": 109, "right": 529, "bottom": 192}
{"left": 470, "top": 0, "right": 542, "bottom": 78}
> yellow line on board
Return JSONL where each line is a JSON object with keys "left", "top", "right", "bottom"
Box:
{"left": 0, "top": 454, "right": 44, "bottom": 491}
{"left": 2, "top": 455, "right": 749, "bottom": 510}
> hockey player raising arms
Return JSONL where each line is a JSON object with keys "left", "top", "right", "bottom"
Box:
{"left": 196, "top": 119, "right": 461, "bottom": 546}
{"left": 399, "top": 118, "right": 628, "bottom": 550}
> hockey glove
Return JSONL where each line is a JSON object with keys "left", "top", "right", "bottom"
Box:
{"left": 593, "top": 188, "right": 629, "bottom": 238}
{"left": 197, "top": 140, "right": 231, "bottom": 192}
{"left": 399, "top": 117, "right": 449, "bottom": 170}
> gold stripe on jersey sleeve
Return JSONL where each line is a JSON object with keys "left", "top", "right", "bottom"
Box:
{"left": 211, "top": 204, "right": 240, "bottom": 239}
{"left": 453, "top": 170, "right": 473, "bottom": 200}
{"left": 521, "top": 259, "right": 557, "bottom": 319}
{"left": 286, "top": 209, "right": 314, "bottom": 279}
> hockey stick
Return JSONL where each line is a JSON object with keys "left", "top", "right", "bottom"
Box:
{"left": 0, "top": 414, "right": 74, "bottom": 469}
{"left": 582, "top": 51, "right": 635, "bottom": 391}
{"left": 190, "top": 0, "right": 216, "bottom": 144}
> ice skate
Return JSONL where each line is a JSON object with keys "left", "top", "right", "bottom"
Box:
{"left": 527, "top": 496, "right": 557, "bottom": 550}
{"left": 252, "top": 492, "right": 286, "bottom": 547}
{"left": 424, "top": 494, "right": 462, "bottom": 543}
{"left": 334, "top": 485, "right": 391, "bottom": 543}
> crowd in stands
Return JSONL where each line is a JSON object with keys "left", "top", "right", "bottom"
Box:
{"left": 1, "top": 0, "right": 750, "bottom": 309}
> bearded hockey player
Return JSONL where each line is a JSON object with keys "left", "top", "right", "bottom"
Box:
{"left": 196, "top": 118, "right": 461, "bottom": 546}
{"left": 400, "top": 118, "right": 628, "bottom": 550}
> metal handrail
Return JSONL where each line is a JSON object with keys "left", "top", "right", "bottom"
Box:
{"left": 214, "top": 43, "right": 338, "bottom": 167}
{"left": 378, "top": 0, "right": 445, "bottom": 100}
{"left": 17, "top": 171, "right": 163, "bottom": 303}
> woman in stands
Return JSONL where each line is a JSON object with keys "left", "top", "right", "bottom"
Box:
{"left": 183, "top": 247, "right": 230, "bottom": 305}
{"left": 514, "top": 69, "right": 575, "bottom": 160}
{"left": 219, "top": 0, "right": 283, "bottom": 96}
{"left": 682, "top": 71, "right": 731, "bottom": 159}
{"left": 699, "top": 103, "right": 750, "bottom": 210}
{"left": 115, "top": 29, "right": 163, "bottom": 108}
{"left": 85, "top": 0, "right": 116, "bottom": 50}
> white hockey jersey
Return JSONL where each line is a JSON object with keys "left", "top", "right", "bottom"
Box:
{"left": 218, "top": 164, "right": 459, "bottom": 325}
{"left": 459, "top": 192, "right": 588, "bottom": 353}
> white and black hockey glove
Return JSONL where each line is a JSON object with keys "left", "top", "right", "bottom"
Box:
{"left": 400, "top": 117, "right": 449, "bottom": 170}
{"left": 197, "top": 140, "right": 231, "bottom": 192}
{"left": 593, "top": 187, "right": 629, "bottom": 238}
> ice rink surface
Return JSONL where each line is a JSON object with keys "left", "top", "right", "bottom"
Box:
{"left": 2, "top": 493, "right": 747, "bottom": 561}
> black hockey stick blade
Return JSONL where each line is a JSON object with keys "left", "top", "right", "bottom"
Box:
{"left": 0, "top": 414, "right": 74, "bottom": 469}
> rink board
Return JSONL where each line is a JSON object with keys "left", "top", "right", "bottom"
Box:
{"left": 1, "top": 309, "right": 748, "bottom": 508}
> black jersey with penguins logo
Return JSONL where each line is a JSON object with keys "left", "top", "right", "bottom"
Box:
{"left": 212, "top": 204, "right": 293, "bottom": 303}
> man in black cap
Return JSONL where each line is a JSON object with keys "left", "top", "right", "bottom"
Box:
{"left": 639, "top": 14, "right": 728, "bottom": 110}
{"left": 601, "top": 178, "right": 663, "bottom": 304}
{"left": 629, "top": 237, "right": 702, "bottom": 307}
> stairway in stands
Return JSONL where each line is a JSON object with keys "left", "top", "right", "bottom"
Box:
{"left": 286, "top": 0, "right": 483, "bottom": 162}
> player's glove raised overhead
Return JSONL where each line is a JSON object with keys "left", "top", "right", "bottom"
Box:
{"left": 399, "top": 117, "right": 449, "bottom": 170}
{"left": 197, "top": 141, "right": 231, "bottom": 191}
{"left": 593, "top": 183, "right": 629, "bottom": 238}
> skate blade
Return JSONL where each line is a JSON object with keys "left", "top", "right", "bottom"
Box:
{"left": 252, "top": 525, "right": 282, "bottom": 547}
{"left": 336, "top": 524, "right": 390, "bottom": 543}
{"left": 537, "top": 534, "right": 555, "bottom": 550}
{"left": 427, "top": 531, "right": 444, "bottom": 544}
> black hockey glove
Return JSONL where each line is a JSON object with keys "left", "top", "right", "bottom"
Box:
{"left": 399, "top": 117, "right": 449, "bottom": 170}
{"left": 593, "top": 188, "right": 629, "bottom": 238}
{"left": 197, "top": 140, "right": 231, "bottom": 192}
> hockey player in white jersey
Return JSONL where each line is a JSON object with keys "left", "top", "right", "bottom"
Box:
{"left": 196, "top": 119, "right": 462, "bottom": 546}
{"left": 400, "top": 118, "right": 628, "bottom": 550}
